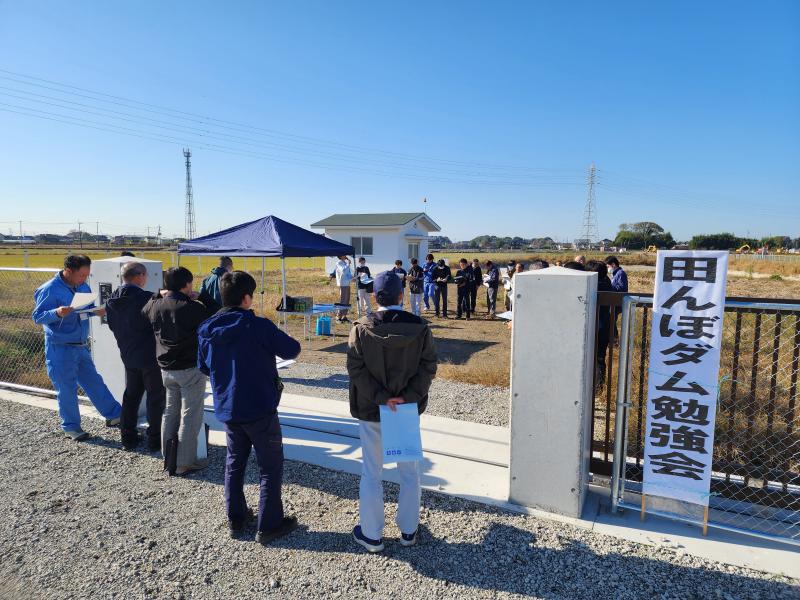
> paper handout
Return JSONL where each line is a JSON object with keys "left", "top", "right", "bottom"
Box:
{"left": 70, "top": 292, "right": 97, "bottom": 310}
{"left": 379, "top": 403, "right": 423, "bottom": 464}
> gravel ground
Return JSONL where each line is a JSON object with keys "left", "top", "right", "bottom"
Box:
{"left": 281, "top": 361, "right": 510, "bottom": 427}
{"left": 1, "top": 400, "right": 798, "bottom": 600}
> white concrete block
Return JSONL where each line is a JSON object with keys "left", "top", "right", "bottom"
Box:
{"left": 508, "top": 266, "right": 597, "bottom": 517}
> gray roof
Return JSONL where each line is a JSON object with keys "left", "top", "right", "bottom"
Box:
{"left": 310, "top": 212, "right": 440, "bottom": 231}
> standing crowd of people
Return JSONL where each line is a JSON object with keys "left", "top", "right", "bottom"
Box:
{"left": 329, "top": 253, "right": 524, "bottom": 320}
{"left": 32, "top": 255, "right": 437, "bottom": 550}
{"left": 329, "top": 252, "right": 628, "bottom": 324}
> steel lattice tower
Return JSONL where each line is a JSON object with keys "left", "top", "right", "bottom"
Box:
{"left": 578, "top": 162, "right": 599, "bottom": 247}
{"left": 183, "top": 148, "right": 196, "bottom": 240}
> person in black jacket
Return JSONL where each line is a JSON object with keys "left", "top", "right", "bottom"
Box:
{"left": 455, "top": 258, "right": 474, "bottom": 320}
{"left": 587, "top": 260, "right": 613, "bottom": 388}
{"left": 432, "top": 259, "right": 451, "bottom": 318}
{"left": 105, "top": 262, "right": 165, "bottom": 451}
{"left": 142, "top": 267, "right": 216, "bottom": 476}
{"left": 355, "top": 257, "right": 373, "bottom": 316}
{"left": 407, "top": 258, "right": 424, "bottom": 316}
{"left": 470, "top": 258, "right": 482, "bottom": 314}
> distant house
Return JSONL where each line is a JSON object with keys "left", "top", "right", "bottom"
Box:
{"left": 310, "top": 212, "right": 441, "bottom": 273}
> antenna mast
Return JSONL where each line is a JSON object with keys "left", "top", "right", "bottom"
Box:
{"left": 184, "top": 148, "right": 196, "bottom": 240}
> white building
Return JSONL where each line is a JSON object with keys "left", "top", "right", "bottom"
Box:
{"left": 310, "top": 212, "right": 441, "bottom": 274}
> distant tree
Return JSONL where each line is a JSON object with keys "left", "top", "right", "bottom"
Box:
{"left": 429, "top": 236, "right": 452, "bottom": 248}
{"left": 759, "top": 235, "right": 792, "bottom": 249}
{"left": 619, "top": 222, "right": 665, "bottom": 238}
{"left": 614, "top": 222, "right": 673, "bottom": 249}
{"left": 689, "top": 233, "right": 739, "bottom": 250}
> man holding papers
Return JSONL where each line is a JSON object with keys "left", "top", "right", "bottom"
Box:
{"left": 347, "top": 270, "right": 438, "bottom": 553}
{"left": 32, "top": 254, "right": 122, "bottom": 441}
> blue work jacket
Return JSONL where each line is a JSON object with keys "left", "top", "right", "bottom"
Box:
{"left": 32, "top": 272, "right": 96, "bottom": 345}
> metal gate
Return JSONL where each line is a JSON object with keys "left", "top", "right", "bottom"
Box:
{"left": 610, "top": 295, "right": 800, "bottom": 546}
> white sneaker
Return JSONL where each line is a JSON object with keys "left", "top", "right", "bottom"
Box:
{"left": 353, "top": 526, "right": 384, "bottom": 553}
{"left": 399, "top": 530, "right": 418, "bottom": 547}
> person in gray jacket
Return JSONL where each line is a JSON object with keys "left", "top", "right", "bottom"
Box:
{"left": 346, "top": 271, "right": 437, "bottom": 553}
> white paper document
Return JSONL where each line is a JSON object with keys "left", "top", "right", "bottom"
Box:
{"left": 379, "top": 403, "right": 423, "bottom": 464}
{"left": 70, "top": 292, "right": 97, "bottom": 310}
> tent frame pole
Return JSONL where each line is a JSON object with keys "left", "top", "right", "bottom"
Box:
{"left": 281, "top": 257, "right": 288, "bottom": 330}
{"left": 261, "top": 257, "right": 266, "bottom": 315}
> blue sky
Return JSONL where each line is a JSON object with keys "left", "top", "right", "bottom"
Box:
{"left": 0, "top": 1, "right": 798, "bottom": 242}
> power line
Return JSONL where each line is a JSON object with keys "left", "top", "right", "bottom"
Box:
{"left": 0, "top": 69, "right": 584, "bottom": 175}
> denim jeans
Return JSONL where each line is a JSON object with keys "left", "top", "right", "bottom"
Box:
{"left": 423, "top": 282, "right": 436, "bottom": 309}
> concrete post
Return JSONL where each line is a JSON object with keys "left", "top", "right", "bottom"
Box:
{"left": 508, "top": 266, "right": 597, "bottom": 518}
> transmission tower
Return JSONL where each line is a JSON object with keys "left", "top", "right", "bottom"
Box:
{"left": 578, "top": 162, "right": 599, "bottom": 248}
{"left": 183, "top": 148, "right": 196, "bottom": 240}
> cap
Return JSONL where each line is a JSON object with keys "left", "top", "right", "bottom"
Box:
{"left": 373, "top": 270, "right": 402, "bottom": 300}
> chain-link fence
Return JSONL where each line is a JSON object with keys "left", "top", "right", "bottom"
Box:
{"left": 610, "top": 295, "right": 800, "bottom": 545}
{"left": 0, "top": 268, "right": 60, "bottom": 392}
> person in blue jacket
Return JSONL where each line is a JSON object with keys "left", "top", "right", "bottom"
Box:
{"left": 605, "top": 256, "right": 629, "bottom": 293}
{"left": 198, "top": 270, "right": 302, "bottom": 544}
{"left": 421, "top": 253, "right": 436, "bottom": 311}
{"left": 32, "top": 254, "right": 122, "bottom": 441}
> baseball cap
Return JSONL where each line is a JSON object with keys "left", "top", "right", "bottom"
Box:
{"left": 373, "top": 271, "right": 402, "bottom": 304}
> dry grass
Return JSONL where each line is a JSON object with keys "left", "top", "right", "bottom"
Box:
{"left": 437, "top": 358, "right": 510, "bottom": 388}
{"left": 729, "top": 256, "right": 800, "bottom": 277}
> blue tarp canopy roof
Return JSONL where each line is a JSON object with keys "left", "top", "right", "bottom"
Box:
{"left": 177, "top": 215, "right": 354, "bottom": 258}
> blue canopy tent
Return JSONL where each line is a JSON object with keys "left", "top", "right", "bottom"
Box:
{"left": 177, "top": 215, "right": 354, "bottom": 318}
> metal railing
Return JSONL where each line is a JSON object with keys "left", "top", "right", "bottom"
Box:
{"left": 608, "top": 294, "right": 800, "bottom": 545}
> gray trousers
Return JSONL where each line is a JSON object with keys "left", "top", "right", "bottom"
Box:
{"left": 161, "top": 367, "right": 207, "bottom": 469}
{"left": 338, "top": 285, "right": 351, "bottom": 318}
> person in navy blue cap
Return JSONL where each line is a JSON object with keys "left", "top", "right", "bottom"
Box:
{"left": 347, "top": 270, "right": 438, "bottom": 553}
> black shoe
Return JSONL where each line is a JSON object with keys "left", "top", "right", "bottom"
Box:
{"left": 255, "top": 516, "right": 298, "bottom": 545}
{"left": 121, "top": 433, "right": 141, "bottom": 451}
{"left": 229, "top": 508, "right": 256, "bottom": 538}
{"left": 106, "top": 417, "right": 121, "bottom": 427}
{"left": 146, "top": 437, "right": 161, "bottom": 452}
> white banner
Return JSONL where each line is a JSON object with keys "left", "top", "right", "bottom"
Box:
{"left": 642, "top": 250, "right": 728, "bottom": 506}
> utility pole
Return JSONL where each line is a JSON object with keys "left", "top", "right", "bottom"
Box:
{"left": 578, "top": 162, "right": 599, "bottom": 249}
{"left": 96, "top": 221, "right": 100, "bottom": 249}
{"left": 77, "top": 221, "right": 83, "bottom": 249}
{"left": 157, "top": 225, "right": 162, "bottom": 247}
{"left": 19, "top": 220, "right": 22, "bottom": 241}
{"left": 184, "top": 148, "right": 196, "bottom": 240}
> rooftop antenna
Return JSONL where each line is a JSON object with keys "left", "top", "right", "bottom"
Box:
{"left": 184, "top": 148, "right": 196, "bottom": 240}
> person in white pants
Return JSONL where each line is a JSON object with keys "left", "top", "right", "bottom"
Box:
{"left": 355, "top": 257, "right": 373, "bottom": 316}
{"left": 358, "top": 421, "right": 420, "bottom": 542}
{"left": 346, "top": 270, "right": 438, "bottom": 553}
